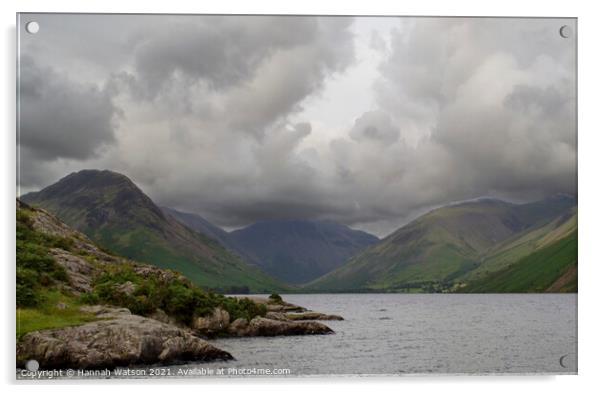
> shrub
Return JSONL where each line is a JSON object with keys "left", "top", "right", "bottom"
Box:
{"left": 17, "top": 267, "right": 41, "bottom": 307}
{"left": 268, "top": 293, "right": 283, "bottom": 303}
{"left": 84, "top": 264, "right": 267, "bottom": 325}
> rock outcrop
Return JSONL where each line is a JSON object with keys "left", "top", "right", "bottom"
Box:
{"left": 193, "top": 308, "right": 231, "bottom": 335}
{"left": 268, "top": 311, "right": 344, "bottom": 321}
{"left": 49, "top": 248, "right": 98, "bottom": 294}
{"left": 193, "top": 305, "right": 336, "bottom": 337}
{"left": 227, "top": 317, "right": 334, "bottom": 337}
{"left": 17, "top": 306, "right": 233, "bottom": 370}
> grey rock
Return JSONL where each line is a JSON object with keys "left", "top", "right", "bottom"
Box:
{"left": 264, "top": 311, "right": 290, "bottom": 321}
{"left": 228, "top": 316, "right": 333, "bottom": 337}
{"left": 193, "top": 308, "right": 230, "bottom": 335}
{"left": 17, "top": 306, "right": 232, "bottom": 370}
{"left": 48, "top": 248, "right": 97, "bottom": 294}
{"left": 284, "top": 312, "right": 344, "bottom": 321}
{"left": 265, "top": 311, "right": 343, "bottom": 321}
{"left": 115, "top": 281, "right": 136, "bottom": 296}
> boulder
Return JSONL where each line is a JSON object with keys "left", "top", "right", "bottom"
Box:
{"left": 192, "top": 308, "right": 230, "bottom": 335}
{"left": 228, "top": 316, "right": 333, "bottom": 337}
{"left": 284, "top": 312, "right": 344, "bottom": 321}
{"left": 115, "top": 281, "right": 136, "bottom": 296}
{"left": 17, "top": 306, "right": 233, "bottom": 370}
{"left": 227, "top": 318, "right": 249, "bottom": 334}
{"left": 265, "top": 302, "right": 307, "bottom": 313}
{"left": 149, "top": 308, "right": 179, "bottom": 326}
{"left": 264, "top": 311, "right": 290, "bottom": 321}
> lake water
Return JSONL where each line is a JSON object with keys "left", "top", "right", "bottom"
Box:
{"left": 168, "top": 293, "right": 577, "bottom": 376}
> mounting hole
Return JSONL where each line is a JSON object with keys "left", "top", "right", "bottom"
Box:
{"left": 25, "top": 359, "right": 39, "bottom": 372}
{"left": 559, "top": 25, "right": 572, "bottom": 39}
{"left": 25, "top": 21, "right": 39, "bottom": 34}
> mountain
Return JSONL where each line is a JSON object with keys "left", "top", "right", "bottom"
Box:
{"left": 16, "top": 199, "right": 270, "bottom": 339}
{"left": 21, "top": 170, "right": 286, "bottom": 292}
{"left": 228, "top": 220, "right": 379, "bottom": 284}
{"left": 161, "top": 206, "right": 243, "bottom": 255}
{"left": 457, "top": 208, "right": 577, "bottom": 292}
{"left": 307, "top": 196, "right": 576, "bottom": 292}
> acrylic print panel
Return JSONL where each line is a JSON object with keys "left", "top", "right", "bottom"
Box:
{"left": 16, "top": 14, "right": 577, "bottom": 379}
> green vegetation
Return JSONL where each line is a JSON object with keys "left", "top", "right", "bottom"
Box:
{"left": 16, "top": 201, "right": 268, "bottom": 341}
{"left": 16, "top": 204, "right": 99, "bottom": 338}
{"left": 459, "top": 231, "right": 577, "bottom": 293}
{"left": 308, "top": 198, "right": 577, "bottom": 293}
{"left": 17, "top": 291, "right": 98, "bottom": 339}
{"left": 16, "top": 207, "right": 70, "bottom": 307}
{"left": 269, "top": 293, "right": 283, "bottom": 303}
{"left": 460, "top": 209, "right": 577, "bottom": 283}
{"left": 81, "top": 263, "right": 267, "bottom": 324}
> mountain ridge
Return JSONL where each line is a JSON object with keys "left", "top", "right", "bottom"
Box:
{"left": 162, "top": 208, "right": 380, "bottom": 285}
{"left": 307, "top": 195, "right": 576, "bottom": 292}
{"left": 21, "top": 169, "right": 287, "bottom": 292}
{"left": 228, "top": 219, "right": 379, "bottom": 284}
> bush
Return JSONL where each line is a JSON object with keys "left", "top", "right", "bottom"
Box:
{"left": 17, "top": 267, "right": 41, "bottom": 307}
{"left": 84, "top": 264, "right": 267, "bottom": 326}
{"left": 269, "top": 293, "right": 283, "bottom": 303}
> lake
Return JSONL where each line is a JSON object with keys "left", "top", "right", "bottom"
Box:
{"left": 168, "top": 293, "right": 577, "bottom": 376}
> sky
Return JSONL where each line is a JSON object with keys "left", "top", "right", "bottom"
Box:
{"left": 17, "top": 14, "right": 577, "bottom": 237}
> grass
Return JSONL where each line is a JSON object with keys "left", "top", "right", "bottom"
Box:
{"left": 16, "top": 290, "right": 98, "bottom": 340}
{"left": 16, "top": 205, "right": 71, "bottom": 307}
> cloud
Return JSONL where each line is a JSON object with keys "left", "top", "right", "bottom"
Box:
{"left": 19, "top": 55, "right": 118, "bottom": 161}
{"left": 348, "top": 17, "right": 577, "bottom": 231}
{"left": 115, "top": 16, "right": 355, "bottom": 137}
{"left": 349, "top": 110, "right": 400, "bottom": 144}
{"left": 17, "top": 16, "right": 576, "bottom": 236}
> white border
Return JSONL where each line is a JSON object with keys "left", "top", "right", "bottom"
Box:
{"left": 3, "top": 0, "right": 601, "bottom": 392}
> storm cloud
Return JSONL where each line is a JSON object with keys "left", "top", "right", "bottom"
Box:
{"left": 17, "top": 15, "right": 576, "bottom": 236}
{"left": 19, "top": 55, "right": 117, "bottom": 160}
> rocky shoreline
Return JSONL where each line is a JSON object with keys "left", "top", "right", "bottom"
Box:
{"left": 191, "top": 298, "right": 343, "bottom": 338}
{"left": 17, "top": 298, "right": 343, "bottom": 370}
{"left": 17, "top": 306, "right": 233, "bottom": 370}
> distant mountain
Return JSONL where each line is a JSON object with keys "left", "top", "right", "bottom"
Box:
{"left": 307, "top": 196, "right": 576, "bottom": 292}
{"left": 161, "top": 206, "right": 266, "bottom": 272}
{"left": 161, "top": 206, "right": 243, "bottom": 255}
{"left": 228, "top": 220, "right": 379, "bottom": 284}
{"left": 21, "top": 170, "right": 286, "bottom": 292}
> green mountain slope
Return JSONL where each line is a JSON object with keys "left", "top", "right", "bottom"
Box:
{"left": 16, "top": 199, "right": 269, "bottom": 339}
{"left": 459, "top": 208, "right": 577, "bottom": 284}
{"left": 458, "top": 230, "right": 577, "bottom": 293}
{"left": 307, "top": 197, "right": 576, "bottom": 292}
{"left": 21, "top": 170, "right": 286, "bottom": 292}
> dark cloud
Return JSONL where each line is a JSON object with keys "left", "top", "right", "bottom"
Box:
{"left": 132, "top": 16, "right": 320, "bottom": 96}
{"left": 19, "top": 55, "right": 118, "bottom": 161}
{"left": 17, "top": 16, "right": 576, "bottom": 236}
{"left": 117, "top": 16, "right": 355, "bottom": 137}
